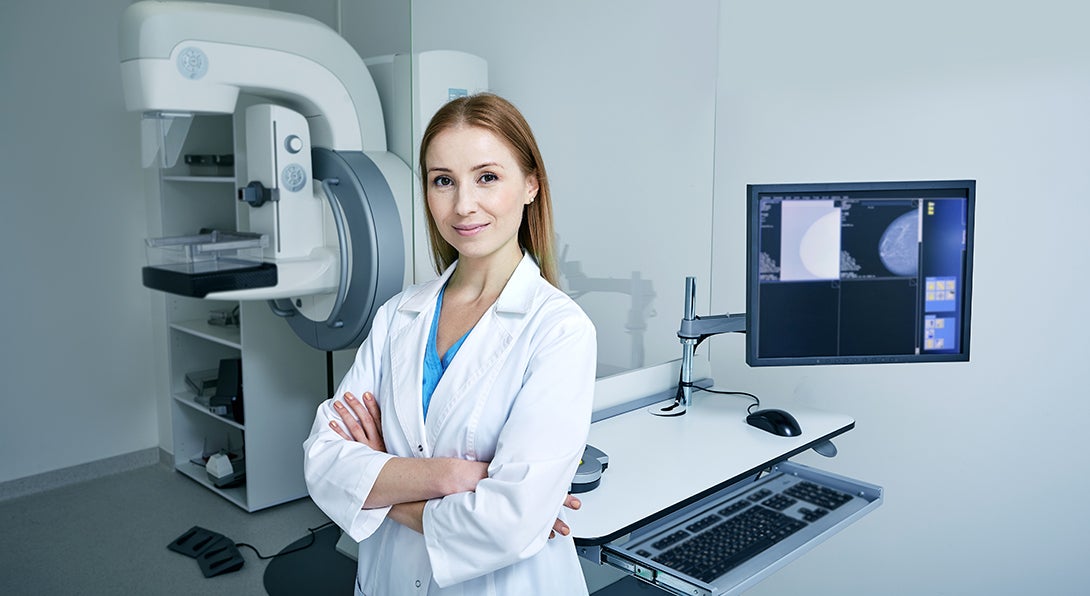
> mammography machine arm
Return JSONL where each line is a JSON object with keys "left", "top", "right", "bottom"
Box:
{"left": 119, "top": 1, "right": 409, "bottom": 350}
{"left": 119, "top": 0, "right": 385, "bottom": 152}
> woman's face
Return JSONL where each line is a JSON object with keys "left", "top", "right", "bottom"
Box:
{"left": 424, "top": 124, "right": 538, "bottom": 268}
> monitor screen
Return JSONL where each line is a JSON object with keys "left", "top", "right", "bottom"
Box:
{"left": 746, "top": 180, "right": 975, "bottom": 366}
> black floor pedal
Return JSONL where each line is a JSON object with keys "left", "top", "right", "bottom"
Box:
{"left": 168, "top": 526, "right": 225, "bottom": 558}
{"left": 196, "top": 536, "right": 245, "bottom": 577}
{"left": 168, "top": 525, "right": 245, "bottom": 577}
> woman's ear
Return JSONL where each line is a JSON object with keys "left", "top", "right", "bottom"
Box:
{"left": 525, "top": 173, "right": 540, "bottom": 204}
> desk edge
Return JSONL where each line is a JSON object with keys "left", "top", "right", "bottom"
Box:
{"left": 572, "top": 420, "right": 856, "bottom": 547}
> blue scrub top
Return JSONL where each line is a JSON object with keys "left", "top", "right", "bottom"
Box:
{"left": 422, "top": 285, "right": 471, "bottom": 420}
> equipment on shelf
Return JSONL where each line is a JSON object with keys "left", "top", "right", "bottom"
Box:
{"left": 205, "top": 451, "right": 246, "bottom": 488}
{"left": 208, "top": 358, "right": 243, "bottom": 424}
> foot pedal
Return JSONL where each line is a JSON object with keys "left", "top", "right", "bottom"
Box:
{"left": 168, "top": 526, "right": 225, "bottom": 558}
{"left": 196, "top": 536, "right": 245, "bottom": 577}
{"left": 168, "top": 525, "right": 245, "bottom": 577}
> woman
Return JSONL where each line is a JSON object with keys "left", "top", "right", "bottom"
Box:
{"left": 303, "top": 93, "right": 597, "bottom": 595}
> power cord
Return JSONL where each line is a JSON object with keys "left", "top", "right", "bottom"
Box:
{"left": 234, "top": 520, "right": 336, "bottom": 561}
{"left": 695, "top": 385, "right": 762, "bottom": 414}
{"left": 666, "top": 369, "right": 763, "bottom": 414}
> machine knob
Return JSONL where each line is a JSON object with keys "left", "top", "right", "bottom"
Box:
{"left": 239, "top": 180, "right": 273, "bottom": 207}
{"left": 281, "top": 163, "right": 307, "bottom": 192}
{"left": 176, "top": 47, "right": 208, "bottom": 80}
{"left": 284, "top": 135, "right": 303, "bottom": 154}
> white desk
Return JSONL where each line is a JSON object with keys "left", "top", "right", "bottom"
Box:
{"left": 569, "top": 394, "right": 855, "bottom": 546}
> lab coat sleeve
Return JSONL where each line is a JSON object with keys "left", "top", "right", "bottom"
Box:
{"left": 302, "top": 301, "right": 397, "bottom": 542}
{"left": 423, "top": 306, "right": 597, "bottom": 586}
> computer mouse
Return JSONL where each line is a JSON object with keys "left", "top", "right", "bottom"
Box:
{"left": 746, "top": 408, "right": 802, "bottom": 437}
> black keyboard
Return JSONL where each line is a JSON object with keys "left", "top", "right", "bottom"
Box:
{"left": 651, "top": 506, "right": 805, "bottom": 583}
{"left": 646, "top": 481, "right": 853, "bottom": 584}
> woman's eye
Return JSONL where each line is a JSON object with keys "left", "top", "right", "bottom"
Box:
{"left": 432, "top": 175, "right": 453, "bottom": 187}
{"left": 479, "top": 173, "right": 498, "bottom": 184}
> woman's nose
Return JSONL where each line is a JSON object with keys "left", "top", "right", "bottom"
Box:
{"left": 453, "top": 187, "right": 478, "bottom": 215}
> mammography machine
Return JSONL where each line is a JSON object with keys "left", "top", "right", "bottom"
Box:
{"left": 119, "top": 1, "right": 486, "bottom": 351}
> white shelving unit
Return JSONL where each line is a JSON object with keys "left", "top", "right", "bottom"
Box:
{"left": 153, "top": 114, "right": 326, "bottom": 512}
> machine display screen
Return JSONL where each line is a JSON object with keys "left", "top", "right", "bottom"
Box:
{"left": 746, "top": 180, "right": 975, "bottom": 366}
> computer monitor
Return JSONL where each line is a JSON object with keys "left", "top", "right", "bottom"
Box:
{"left": 746, "top": 180, "right": 975, "bottom": 366}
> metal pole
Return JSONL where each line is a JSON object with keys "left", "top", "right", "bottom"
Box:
{"left": 680, "top": 277, "right": 697, "bottom": 407}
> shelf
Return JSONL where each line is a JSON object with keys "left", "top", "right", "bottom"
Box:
{"left": 171, "top": 319, "right": 241, "bottom": 349}
{"left": 173, "top": 392, "right": 245, "bottom": 431}
{"left": 157, "top": 113, "right": 318, "bottom": 513}
{"left": 175, "top": 459, "right": 248, "bottom": 510}
{"left": 162, "top": 175, "right": 235, "bottom": 183}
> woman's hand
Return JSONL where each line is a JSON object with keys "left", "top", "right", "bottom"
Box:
{"left": 330, "top": 392, "right": 486, "bottom": 507}
{"left": 549, "top": 493, "right": 582, "bottom": 539}
{"left": 328, "top": 389, "right": 575, "bottom": 538}
{"left": 328, "top": 391, "right": 386, "bottom": 453}
{"left": 393, "top": 492, "right": 581, "bottom": 538}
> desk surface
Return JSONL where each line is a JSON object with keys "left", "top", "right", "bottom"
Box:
{"left": 569, "top": 395, "right": 854, "bottom": 546}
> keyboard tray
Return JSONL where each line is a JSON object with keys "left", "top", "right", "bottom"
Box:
{"left": 593, "top": 461, "right": 882, "bottom": 596}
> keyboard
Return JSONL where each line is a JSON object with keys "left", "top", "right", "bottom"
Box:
{"left": 632, "top": 479, "right": 855, "bottom": 584}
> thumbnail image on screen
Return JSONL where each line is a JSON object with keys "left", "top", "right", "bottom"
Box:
{"left": 746, "top": 180, "right": 975, "bottom": 366}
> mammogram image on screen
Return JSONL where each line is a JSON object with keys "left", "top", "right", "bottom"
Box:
{"left": 778, "top": 200, "right": 841, "bottom": 281}
{"left": 840, "top": 201, "right": 920, "bottom": 279}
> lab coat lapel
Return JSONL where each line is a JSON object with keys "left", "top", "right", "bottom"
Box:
{"left": 424, "top": 311, "right": 513, "bottom": 454}
{"left": 388, "top": 267, "right": 455, "bottom": 459}
{"left": 425, "top": 255, "right": 541, "bottom": 452}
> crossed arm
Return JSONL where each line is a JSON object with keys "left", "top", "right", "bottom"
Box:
{"left": 328, "top": 390, "right": 580, "bottom": 538}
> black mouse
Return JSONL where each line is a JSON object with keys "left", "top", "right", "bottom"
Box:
{"left": 746, "top": 408, "right": 802, "bottom": 437}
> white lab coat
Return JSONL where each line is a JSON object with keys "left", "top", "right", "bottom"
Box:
{"left": 303, "top": 253, "right": 596, "bottom": 595}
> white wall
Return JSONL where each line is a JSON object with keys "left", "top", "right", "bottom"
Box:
{"left": 713, "top": 1, "right": 1090, "bottom": 594}
{"left": 0, "top": 0, "right": 160, "bottom": 483}
{"left": 270, "top": 0, "right": 410, "bottom": 58}
{"left": 410, "top": 0, "right": 721, "bottom": 377}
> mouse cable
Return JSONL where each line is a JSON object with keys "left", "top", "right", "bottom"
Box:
{"left": 234, "top": 520, "right": 336, "bottom": 561}
{"left": 695, "top": 386, "right": 761, "bottom": 414}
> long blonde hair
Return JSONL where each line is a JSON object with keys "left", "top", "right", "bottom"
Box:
{"left": 418, "top": 93, "right": 559, "bottom": 287}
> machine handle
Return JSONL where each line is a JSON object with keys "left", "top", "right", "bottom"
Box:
{"left": 263, "top": 179, "right": 349, "bottom": 326}
{"left": 320, "top": 178, "right": 350, "bottom": 329}
{"left": 267, "top": 299, "right": 295, "bottom": 317}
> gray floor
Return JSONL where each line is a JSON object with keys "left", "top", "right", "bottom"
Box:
{"left": 0, "top": 462, "right": 330, "bottom": 596}
{"left": 0, "top": 462, "right": 654, "bottom": 596}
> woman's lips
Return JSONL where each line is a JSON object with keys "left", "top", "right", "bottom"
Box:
{"left": 454, "top": 223, "right": 488, "bottom": 237}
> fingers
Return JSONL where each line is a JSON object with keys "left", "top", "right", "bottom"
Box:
{"left": 356, "top": 393, "right": 385, "bottom": 451}
{"left": 328, "top": 419, "right": 352, "bottom": 441}
{"left": 552, "top": 493, "right": 580, "bottom": 539}
{"left": 362, "top": 392, "right": 382, "bottom": 432}
{"left": 550, "top": 517, "right": 570, "bottom": 539}
{"left": 331, "top": 395, "right": 365, "bottom": 442}
{"left": 356, "top": 392, "right": 385, "bottom": 451}
{"left": 330, "top": 392, "right": 386, "bottom": 451}
{"left": 332, "top": 392, "right": 373, "bottom": 443}
{"left": 346, "top": 392, "right": 380, "bottom": 442}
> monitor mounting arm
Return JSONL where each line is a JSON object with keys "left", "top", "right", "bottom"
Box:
{"left": 653, "top": 276, "right": 746, "bottom": 416}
